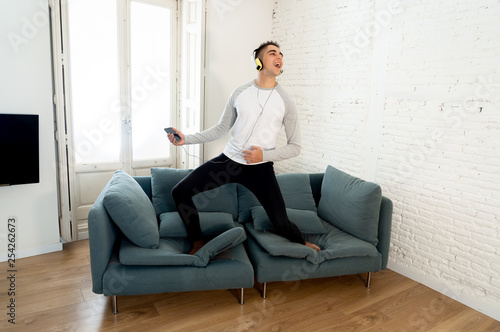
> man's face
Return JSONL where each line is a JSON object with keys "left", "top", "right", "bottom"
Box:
{"left": 260, "top": 45, "right": 283, "bottom": 76}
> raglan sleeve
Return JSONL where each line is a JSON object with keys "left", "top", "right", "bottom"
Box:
{"left": 184, "top": 92, "right": 237, "bottom": 145}
{"left": 262, "top": 91, "right": 301, "bottom": 162}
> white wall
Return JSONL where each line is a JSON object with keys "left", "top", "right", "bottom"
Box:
{"left": 202, "top": 0, "right": 274, "bottom": 160}
{"left": 272, "top": 0, "right": 500, "bottom": 321}
{"left": 0, "top": 0, "right": 61, "bottom": 260}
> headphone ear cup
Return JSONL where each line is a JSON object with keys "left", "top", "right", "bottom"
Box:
{"left": 255, "top": 58, "right": 263, "bottom": 71}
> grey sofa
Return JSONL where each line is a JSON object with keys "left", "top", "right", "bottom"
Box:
{"left": 88, "top": 166, "right": 392, "bottom": 313}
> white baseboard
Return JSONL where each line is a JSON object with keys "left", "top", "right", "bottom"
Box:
{"left": 0, "top": 242, "right": 63, "bottom": 262}
{"left": 388, "top": 261, "right": 500, "bottom": 322}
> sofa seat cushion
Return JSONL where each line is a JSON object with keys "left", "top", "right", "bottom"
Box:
{"left": 245, "top": 220, "right": 378, "bottom": 265}
{"left": 238, "top": 173, "right": 317, "bottom": 222}
{"left": 251, "top": 206, "right": 326, "bottom": 235}
{"left": 151, "top": 167, "right": 239, "bottom": 219}
{"left": 103, "top": 170, "right": 159, "bottom": 249}
{"left": 318, "top": 166, "right": 382, "bottom": 246}
{"left": 119, "top": 227, "right": 247, "bottom": 267}
{"left": 159, "top": 212, "right": 235, "bottom": 238}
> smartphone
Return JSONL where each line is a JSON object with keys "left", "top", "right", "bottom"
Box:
{"left": 164, "top": 127, "right": 181, "bottom": 142}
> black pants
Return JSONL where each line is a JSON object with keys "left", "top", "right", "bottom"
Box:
{"left": 172, "top": 153, "right": 305, "bottom": 245}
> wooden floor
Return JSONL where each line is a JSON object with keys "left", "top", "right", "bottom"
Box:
{"left": 1, "top": 240, "right": 499, "bottom": 332}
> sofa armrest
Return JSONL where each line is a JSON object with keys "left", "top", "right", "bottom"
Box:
{"left": 377, "top": 196, "right": 393, "bottom": 270}
{"left": 88, "top": 182, "right": 118, "bottom": 294}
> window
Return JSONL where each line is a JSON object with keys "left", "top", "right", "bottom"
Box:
{"left": 52, "top": 0, "right": 205, "bottom": 241}
{"left": 66, "top": 0, "right": 177, "bottom": 165}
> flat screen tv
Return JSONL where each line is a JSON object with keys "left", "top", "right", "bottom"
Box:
{"left": 0, "top": 114, "right": 40, "bottom": 186}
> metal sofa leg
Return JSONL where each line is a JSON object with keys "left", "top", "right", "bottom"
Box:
{"left": 230, "top": 288, "right": 245, "bottom": 304}
{"left": 112, "top": 295, "right": 118, "bottom": 314}
{"left": 239, "top": 288, "right": 244, "bottom": 305}
{"left": 366, "top": 272, "right": 372, "bottom": 288}
{"left": 255, "top": 282, "right": 267, "bottom": 299}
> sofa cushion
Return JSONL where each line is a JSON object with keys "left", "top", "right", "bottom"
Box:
{"left": 159, "top": 212, "right": 235, "bottom": 238}
{"left": 277, "top": 173, "right": 318, "bottom": 212}
{"left": 317, "top": 166, "right": 382, "bottom": 246}
{"left": 237, "top": 185, "right": 261, "bottom": 222}
{"left": 151, "top": 167, "right": 191, "bottom": 215}
{"left": 151, "top": 168, "right": 239, "bottom": 219}
{"left": 103, "top": 170, "right": 159, "bottom": 249}
{"left": 193, "top": 184, "right": 239, "bottom": 219}
{"left": 251, "top": 206, "right": 326, "bottom": 234}
{"left": 119, "top": 227, "right": 247, "bottom": 267}
{"left": 195, "top": 227, "right": 247, "bottom": 265}
{"left": 245, "top": 220, "right": 378, "bottom": 265}
{"left": 238, "top": 173, "right": 317, "bottom": 222}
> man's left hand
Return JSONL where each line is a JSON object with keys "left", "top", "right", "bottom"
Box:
{"left": 243, "top": 146, "right": 263, "bottom": 164}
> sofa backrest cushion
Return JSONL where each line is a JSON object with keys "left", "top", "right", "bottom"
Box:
{"left": 103, "top": 170, "right": 159, "bottom": 249}
{"left": 192, "top": 183, "right": 238, "bottom": 219}
{"left": 151, "top": 168, "right": 192, "bottom": 214}
{"left": 317, "top": 165, "right": 382, "bottom": 246}
{"left": 277, "top": 173, "right": 318, "bottom": 212}
{"left": 159, "top": 212, "right": 235, "bottom": 238}
{"left": 237, "top": 173, "right": 317, "bottom": 222}
{"left": 151, "top": 167, "right": 239, "bottom": 219}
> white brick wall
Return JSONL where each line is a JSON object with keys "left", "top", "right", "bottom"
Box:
{"left": 272, "top": 0, "right": 374, "bottom": 176}
{"left": 272, "top": 0, "right": 500, "bottom": 318}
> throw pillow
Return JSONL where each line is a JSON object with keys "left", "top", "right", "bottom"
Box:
{"left": 251, "top": 206, "right": 326, "bottom": 234}
{"left": 103, "top": 170, "right": 159, "bottom": 249}
{"left": 317, "top": 165, "right": 382, "bottom": 246}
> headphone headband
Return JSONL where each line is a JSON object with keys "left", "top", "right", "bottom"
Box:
{"left": 252, "top": 47, "right": 262, "bottom": 60}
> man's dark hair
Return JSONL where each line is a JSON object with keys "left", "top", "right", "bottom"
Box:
{"left": 254, "top": 41, "right": 281, "bottom": 60}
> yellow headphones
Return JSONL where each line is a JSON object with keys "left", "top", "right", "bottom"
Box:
{"left": 253, "top": 49, "right": 263, "bottom": 71}
{"left": 252, "top": 48, "right": 283, "bottom": 74}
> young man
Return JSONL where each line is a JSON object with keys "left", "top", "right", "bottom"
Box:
{"left": 167, "top": 41, "right": 321, "bottom": 254}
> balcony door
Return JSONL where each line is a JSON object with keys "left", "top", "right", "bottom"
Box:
{"left": 50, "top": 0, "right": 195, "bottom": 241}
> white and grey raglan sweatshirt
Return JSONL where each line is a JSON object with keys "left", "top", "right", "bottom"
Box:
{"left": 184, "top": 81, "right": 301, "bottom": 165}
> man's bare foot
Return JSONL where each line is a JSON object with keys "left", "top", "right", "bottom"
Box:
{"left": 189, "top": 240, "right": 205, "bottom": 255}
{"left": 305, "top": 241, "right": 321, "bottom": 252}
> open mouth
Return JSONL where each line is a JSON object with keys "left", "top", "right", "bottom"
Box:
{"left": 274, "top": 63, "right": 281, "bottom": 69}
